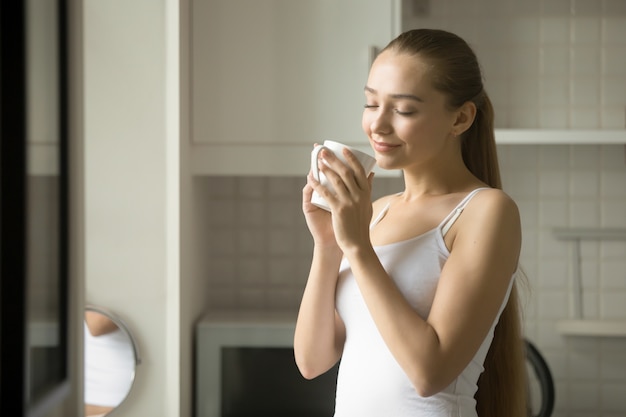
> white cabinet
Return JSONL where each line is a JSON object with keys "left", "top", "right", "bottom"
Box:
{"left": 191, "top": 0, "right": 401, "bottom": 176}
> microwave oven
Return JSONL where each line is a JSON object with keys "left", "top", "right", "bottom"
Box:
{"left": 195, "top": 312, "right": 339, "bottom": 417}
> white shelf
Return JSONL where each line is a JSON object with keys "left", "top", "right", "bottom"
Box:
{"left": 495, "top": 129, "right": 626, "bottom": 145}
{"left": 557, "top": 320, "right": 626, "bottom": 337}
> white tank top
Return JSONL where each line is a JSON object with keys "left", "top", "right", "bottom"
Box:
{"left": 334, "top": 188, "right": 514, "bottom": 417}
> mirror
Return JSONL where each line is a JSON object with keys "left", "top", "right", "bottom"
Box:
{"left": 84, "top": 305, "right": 141, "bottom": 417}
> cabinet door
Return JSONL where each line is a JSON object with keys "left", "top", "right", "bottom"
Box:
{"left": 192, "top": 0, "right": 397, "bottom": 148}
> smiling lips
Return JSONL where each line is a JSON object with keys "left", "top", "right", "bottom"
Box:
{"left": 372, "top": 140, "right": 400, "bottom": 153}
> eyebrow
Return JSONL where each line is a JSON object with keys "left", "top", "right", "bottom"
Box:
{"left": 364, "top": 86, "right": 424, "bottom": 103}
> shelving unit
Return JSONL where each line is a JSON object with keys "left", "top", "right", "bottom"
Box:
{"left": 553, "top": 227, "right": 626, "bottom": 338}
{"left": 557, "top": 320, "right": 626, "bottom": 337}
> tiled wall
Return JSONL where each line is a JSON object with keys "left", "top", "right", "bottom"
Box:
{"left": 499, "top": 144, "right": 626, "bottom": 417}
{"left": 198, "top": 144, "right": 626, "bottom": 416}
{"left": 402, "top": 0, "right": 626, "bottom": 129}
{"left": 196, "top": 175, "right": 404, "bottom": 312}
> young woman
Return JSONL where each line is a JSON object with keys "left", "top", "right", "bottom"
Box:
{"left": 294, "top": 29, "right": 527, "bottom": 417}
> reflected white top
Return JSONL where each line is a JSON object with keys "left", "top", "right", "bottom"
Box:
{"left": 84, "top": 322, "right": 135, "bottom": 407}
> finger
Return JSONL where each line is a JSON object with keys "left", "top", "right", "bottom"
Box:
{"left": 341, "top": 148, "right": 369, "bottom": 192}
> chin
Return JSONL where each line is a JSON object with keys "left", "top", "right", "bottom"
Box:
{"left": 374, "top": 158, "right": 401, "bottom": 172}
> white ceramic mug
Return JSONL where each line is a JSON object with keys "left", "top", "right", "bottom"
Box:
{"left": 310, "top": 140, "right": 377, "bottom": 211}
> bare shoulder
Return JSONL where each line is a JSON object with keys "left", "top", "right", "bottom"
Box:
{"left": 457, "top": 188, "right": 521, "bottom": 244}
{"left": 467, "top": 188, "right": 520, "bottom": 221}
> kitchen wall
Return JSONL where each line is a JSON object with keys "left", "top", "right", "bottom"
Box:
{"left": 197, "top": 144, "right": 626, "bottom": 416}
{"left": 400, "top": 0, "right": 626, "bottom": 130}
{"left": 197, "top": 1, "right": 626, "bottom": 415}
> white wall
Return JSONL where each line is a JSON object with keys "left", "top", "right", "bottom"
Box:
{"left": 84, "top": 1, "right": 182, "bottom": 415}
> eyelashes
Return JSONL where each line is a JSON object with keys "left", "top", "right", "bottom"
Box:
{"left": 363, "top": 104, "right": 415, "bottom": 116}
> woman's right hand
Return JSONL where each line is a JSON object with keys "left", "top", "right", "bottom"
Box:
{"left": 302, "top": 171, "right": 338, "bottom": 247}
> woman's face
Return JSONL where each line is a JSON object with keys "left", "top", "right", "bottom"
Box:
{"left": 362, "top": 51, "right": 459, "bottom": 171}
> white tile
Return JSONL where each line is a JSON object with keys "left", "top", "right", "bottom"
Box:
{"left": 571, "top": 46, "right": 602, "bottom": 76}
{"left": 571, "top": 77, "right": 601, "bottom": 106}
{"left": 207, "top": 257, "right": 236, "bottom": 284}
{"left": 268, "top": 177, "right": 300, "bottom": 197}
{"left": 571, "top": 145, "right": 601, "bottom": 169}
{"left": 602, "top": 259, "right": 626, "bottom": 291}
{"left": 540, "top": 45, "right": 570, "bottom": 79}
{"left": 239, "top": 288, "right": 267, "bottom": 309}
{"left": 538, "top": 259, "right": 569, "bottom": 288}
{"left": 602, "top": 260, "right": 626, "bottom": 288}
{"left": 538, "top": 290, "right": 569, "bottom": 319}
{"left": 542, "top": 0, "right": 574, "bottom": 16}
{"left": 574, "top": 0, "right": 603, "bottom": 15}
{"left": 510, "top": 145, "right": 541, "bottom": 168}
{"left": 600, "top": 241, "right": 626, "bottom": 260}
{"left": 601, "top": 349, "right": 626, "bottom": 381}
{"left": 540, "top": 145, "right": 570, "bottom": 169}
{"left": 208, "top": 200, "right": 237, "bottom": 226}
{"left": 202, "top": 176, "right": 237, "bottom": 198}
{"left": 239, "top": 257, "right": 268, "bottom": 284}
{"left": 238, "top": 229, "right": 267, "bottom": 255}
{"left": 539, "top": 170, "right": 570, "bottom": 198}
{"left": 510, "top": 17, "right": 541, "bottom": 44}
{"left": 268, "top": 200, "right": 299, "bottom": 227}
{"left": 571, "top": 107, "right": 600, "bottom": 129}
{"left": 570, "top": 200, "right": 601, "bottom": 226}
{"left": 511, "top": 0, "right": 542, "bottom": 15}
{"left": 600, "top": 106, "right": 626, "bottom": 128}
{"left": 537, "top": 320, "right": 566, "bottom": 348}
{"left": 539, "top": 200, "right": 570, "bottom": 227}
{"left": 601, "top": 171, "right": 626, "bottom": 197}
{"left": 267, "top": 287, "right": 301, "bottom": 311}
{"left": 268, "top": 258, "right": 298, "bottom": 285}
{"left": 602, "top": 17, "right": 626, "bottom": 43}
{"left": 539, "top": 107, "right": 570, "bottom": 128}
{"left": 518, "top": 200, "right": 539, "bottom": 228}
{"left": 238, "top": 200, "right": 267, "bottom": 226}
{"left": 540, "top": 17, "right": 571, "bottom": 43}
{"left": 521, "top": 228, "right": 540, "bottom": 261}
{"left": 602, "top": 45, "right": 626, "bottom": 76}
{"left": 569, "top": 347, "right": 601, "bottom": 379}
{"left": 237, "top": 177, "right": 267, "bottom": 198}
{"left": 601, "top": 290, "right": 626, "bottom": 318}
{"left": 269, "top": 228, "right": 297, "bottom": 255}
{"left": 601, "top": 77, "right": 626, "bottom": 106}
{"left": 600, "top": 201, "right": 626, "bottom": 229}
{"left": 570, "top": 170, "right": 600, "bottom": 198}
{"left": 540, "top": 75, "right": 570, "bottom": 104}
{"left": 601, "top": 383, "right": 626, "bottom": 412}
{"left": 207, "top": 229, "right": 236, "bottom": 256}
{"left": 582, "top": 290, "right": 599, "bottom": 318}
{"left": 572, "top": 17, "right": 602, "bottom": 43}
{"left": 510, "top": 77, "right": 541, "bottom": 106}
{"left": 567, "top": 381, "right": 600, "bottom": 411}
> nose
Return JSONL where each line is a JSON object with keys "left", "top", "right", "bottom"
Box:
{"left": 366, "top": 108, "right": 392, "bottom": 136}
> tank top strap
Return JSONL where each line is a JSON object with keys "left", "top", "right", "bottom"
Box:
{"left": 369, "top": 193, "right": 402, "bottom": 230}
{"left": 439, "top": 187, "right": 491, "bottom": 237}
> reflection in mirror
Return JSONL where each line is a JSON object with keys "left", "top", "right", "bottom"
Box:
{"left": 84, "top": 305, "right": 140, "bottom": 417}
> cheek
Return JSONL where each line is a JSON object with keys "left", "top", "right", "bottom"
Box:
{"left": 361, "top": 112, "right": 371, "bottom": 134}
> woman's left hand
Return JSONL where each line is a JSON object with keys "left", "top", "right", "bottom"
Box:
{"left": 310, "top": 148, "right": 375, "bottom": 254}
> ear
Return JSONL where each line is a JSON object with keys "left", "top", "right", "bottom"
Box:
{"left": 452, "top": 101, "right": 477, "bottom": 136}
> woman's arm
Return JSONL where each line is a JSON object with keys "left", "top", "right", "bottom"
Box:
{"left": 345, "top": 189, "right": 521, "bottom": 396}
{"left": 85, "top": 311, "right": 119, "bottom": 337}
{"left": 293, "top": 172, "right": 347, "bottom": 379}
{"left": 293, "top": 244, "right": 346, "bottom": 379}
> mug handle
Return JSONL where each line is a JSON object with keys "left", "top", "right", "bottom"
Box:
{"left": 310, "top": 145, "right": 328, "bottom": 182}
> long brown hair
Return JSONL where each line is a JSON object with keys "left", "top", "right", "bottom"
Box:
{"left": 382, "top": 29, "right": 527, "bottom": 417}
